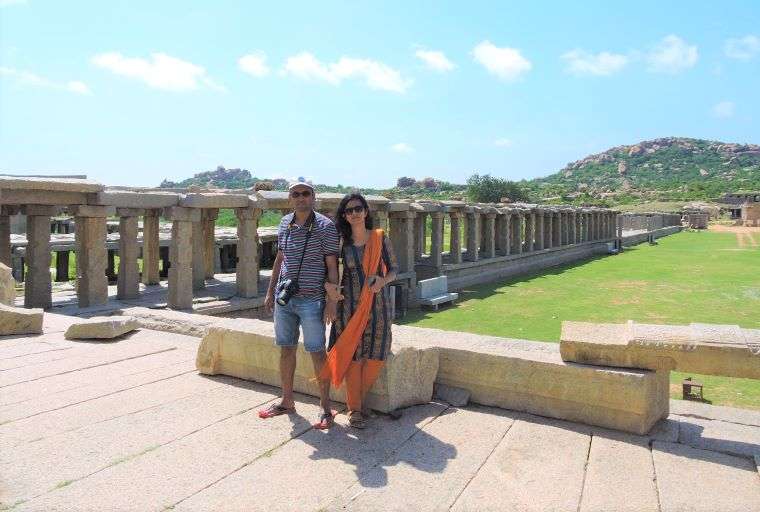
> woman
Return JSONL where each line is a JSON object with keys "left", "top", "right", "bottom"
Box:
{"left": 320, "top": 193, "right": 398, "bottom": 428}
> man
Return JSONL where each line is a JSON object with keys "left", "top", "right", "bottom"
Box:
{"left": 259, "top": 177, "right": 340, "bottom": 429}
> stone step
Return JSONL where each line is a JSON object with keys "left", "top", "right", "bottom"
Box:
{"left": 652, "top": 441, "right": 760, "bottom": 512}
{"left": 173, "top": 403, "right": 448, "bottom": 512}
{"left": 4, "top": 378, "right": 288, "bottom": 508}
{"left": 326, "top": 405, "right": 517, "bottom": 511}
{"left": 579, "top": 431, "right": 659, "bottom": 512}
{"left": 450, "top": 416, "right": 591, "bottom": 511}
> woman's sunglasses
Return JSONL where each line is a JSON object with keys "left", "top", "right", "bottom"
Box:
{"left": 344, "top": 205, "right": 365, "bottom": 215}
{"left": 290, "top": 190, "right": 312, "bottom": 198}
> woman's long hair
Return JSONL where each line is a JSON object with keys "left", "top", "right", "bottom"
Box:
{"left": 335, "top": 193, "right": 373, "bottom": 244}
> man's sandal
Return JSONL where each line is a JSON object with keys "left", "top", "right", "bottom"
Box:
{"left": 313, "top": 410, "right": 336, "bottom": 430}
{"left": 258, "top": 403, "right": 295, "bottom": 419}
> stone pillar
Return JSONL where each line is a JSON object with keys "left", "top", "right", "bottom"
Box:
{"left": 71, "top": 205, "right": 110, "bottom": 308}
{"left": 526, "top": 211, "right": 536, "bottom": 252}
{"left": 235, "top": 207, "right": 261, "bottom": 298}
{"left": 545, "top": 211, "right": 553, "bottom": 249}
{"left": 55, "top": 251, "right": 70, "bottom": 282}
{"left": 191, "top": 214, "right": 206, "bottom": 291}
{"left": 0, "top": 206, "right": 14, "bottom": 267}
{"left": 535, "top": 210, "right": 544, "bottom": 251}
{"left": 371, "top": 209, "right": 388, "bottom": 232}
{"left": 483, "top": 212, "right": 496, "bottom": 258}
{"left": 420, "top": 213, "right": 428, "bottom": 255}
{"left": 617, "top": 214, "right": 623, "bottom": 239}
{"left": 511, "top": 213, "right": 523, "bottom": 255}
{"left": 569, "top": 212, "right": 577, "bottom": 245}
{"left": 553, "top": 212, "right": 561, "bottom": 247}
{"left": 496, "top": 212, "right": 509, "bottom": 256}
{"left": 413, "top": 213, "right": 424, "bottom": 261}
{"left": 558, "top": 212, "right": 565, "bottom": 246}
{"left": 465, "top": 211, "right": 479, "bottom": 261}
{"left": 165, "top": 207, "right": 200, "bottom": 310}
{"left": 141, "top": 209, "right": 161, "bottom": 285}
{"left": 203, "top": 209, "right": 218, "bottom": 280}
{"left": 116, "top": 208, "right": 143, "bottom": 300}
{"left": 449, "top": 212, "right": 463, "bottom": 264}
{"left": 23, "top": 205, "right": 58, "bottom": 309}
{"left": 429, "top": 211, "right": 444, "bottom": 268}
{"left": 389, "top": 211, "right": 415, "bottom": 273}
{"left": 576, "top": 212, "right": 583, "bottom": 243}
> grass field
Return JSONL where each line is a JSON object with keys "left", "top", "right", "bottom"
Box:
{"left": 399, "top": 229, "right": 760, "bottom": 410}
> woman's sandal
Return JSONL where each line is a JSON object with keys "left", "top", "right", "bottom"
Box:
{"left": 348, "top": 411, "right": 367, "bottom": 429}
{"left": 258, "top": 403, "right": 295, "bottom": 419}
{"left": 313, "top": 410, "right": 336, "bottom": 430}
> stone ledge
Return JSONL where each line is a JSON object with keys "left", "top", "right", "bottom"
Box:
{"left": 560, "top": 320, "right": 760, "bottom": 379}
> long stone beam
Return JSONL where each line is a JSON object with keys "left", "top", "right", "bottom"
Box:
{"left": 560, "top": 320, "right": 760, "bottom": 380}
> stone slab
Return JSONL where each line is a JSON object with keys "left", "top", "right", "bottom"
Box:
{"left": 433, "top": 382, "right": 470, "bottom": 407}
{"left": 0, "top": 303, "right": 43, "bottom": 336}
{"left": 327, "top": 406, "right": 516, "bottom": 511}
{"left": 68, "top": 204, "right": 114, "bottom": 218}
{"left": 180, "top": 193, "right": 251, "bottom": 209}
{"left": 451, "top": 416, "right": 591, "bottom": 511}
{"left": 394, "top": 324, "right": 670, "bottom": 435}
{"left": 0, "top": 176, "right": 103, "bottom": 192}
{"left": 119, "top": 307, "right": 223, "bottom": 338}
{"left": 94, "top": 190, "right": 180, "bottom": 209}
{"left": 14, "top": 393, "right": 323, "bottom": 511}
{"left": 197, "top": 321, "right": 439, "bottom": 413}
{"left": 3, "top": 379, "right": 293, "bottom": 508}
{"left": 64, "top": 316, "right": 139, "bottom": 340}
{"left": 0, "top": 262, "right": 16, "bottom": 306}
{"left": 163, "top": 206, "right": 201, "bottom": 222}
{"left": 652, "top": 441, "right": 760, "bottom": 512}
{"left": 670, "top": 398, "right": 760, "bottom": 427}
{"left": 173, "top": 403, "right": 447, "bottom": 512}
{"left": 676, "top": 414, "right": 760, "bottom": 458}
{"left": 560, "top": 320, "right": 760, "bottom": 379}
{"left": 579, "top": 431, "right": 659, "bottom": 512}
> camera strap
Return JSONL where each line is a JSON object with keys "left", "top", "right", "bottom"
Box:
{"left": 284, "top": 211, "right": 315, "bottom": 285}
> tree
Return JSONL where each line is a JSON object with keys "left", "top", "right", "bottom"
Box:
{"left": 466, "top": 174, "right": 530, "bottom": 203}
{"left": 421, "top": 177, "right": 438, "bottom": 190}
{"left": 396, "top": 176, "right": 417, "bottom": 188}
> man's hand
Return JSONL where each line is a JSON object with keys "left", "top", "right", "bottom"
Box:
{"left": 367, "top": 275, "right": 384, "bottom": 294}
{"left": 324, "top": 300, "right": 338, "bottom": 324}
{"left": 264, "top": 291, "right": 275, "bottom": 314}
{"left": 324, "top": 282, "right": 344, "bottom": 302}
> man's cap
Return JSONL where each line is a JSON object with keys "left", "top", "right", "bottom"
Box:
{"left": 288, "top": 177, "right": 315, "bottom": 192}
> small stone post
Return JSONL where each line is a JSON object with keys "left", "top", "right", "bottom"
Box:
{"left": 496, "top": 211, "right": 509, "bottom": 256}
{"left": 23, "top": 205, "right": 58, "bottom": 309}
{"left": 429, "top": 210, "right": 444, "bottom": 268}
{"left": 235, "top": 206, "right": 261, "bottom": 298}
{"left": 535, "top": 209, "right": 544, "bottom": 251}
{"left": 544, "top": 211, "right": 553, "bottom": 249}
{"left": 116, "top": 208, "right": 143, "bottom": 300}
{"left": 449, "top": 211, "right": 463, "bottom": 264}
{"left": 465, "top": 210, "right": 479, "bottom": 261}
{"left": 389, "top": 210, "right": 415, "bottom": 273}
{"left": 141, "top": 209, "right": 161, "bottom": 285}
{"left": 71, "top": 205, "right": 110, "bottom": 308}
{"left": 203, "top": 209, "right": 219, "bottom": 280}
{"left": 526, "top": 211, "right": 536, "bottom": 252}
{"left": 165, "top": 207, "right": 200, "bottom": 310}
{"left": 484, "top": 212, "right": 496, "bottom": 258}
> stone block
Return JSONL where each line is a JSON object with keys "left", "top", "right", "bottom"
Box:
{"left": 196, "top": 321, "right": 439, "bottom": 413}
{"left": 69, "top": 205, "right": 114, "bottom": 218}
{"left": 417, "top": 276, "right": 449, "bottom": 298}
{"left": 163, "top": 206, "right": 201, "bottom": 223}
{"left": 0, "top": 176, "right": 103, "bottom": 192}
{"left": 64, "top": 316, "right": 139, "bottom": 340}
{"left": 560, "top": 320, "right": 760, "bottom": 379}
{"left": 180, "top": 193, "right": 251, "bottom": 209}
{"left": 0, "top": 262, "right": 15, "bottom": 306}
{"left": 393, "top": 324, "right": 669, "bottom": 435}
{"left": 0, "top": 302, "right": 43, "bottom": 335}
{"left": 95, "top": 190, "right": 180, "bottom": 209}
{"left": 433, "top": 382, "right": 470, "bottom": 406}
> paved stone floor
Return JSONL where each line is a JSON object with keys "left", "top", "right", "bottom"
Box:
{"left": 2, "top": 315, "right": 759, "bottom": 511}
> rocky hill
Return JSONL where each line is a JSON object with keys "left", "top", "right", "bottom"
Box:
{"left": 526, "top": 137, "right": 760, "bottom": 203}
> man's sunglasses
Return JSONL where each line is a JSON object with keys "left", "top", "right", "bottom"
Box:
{"left": 344, "top": 205, "right": 365, "bottom": 215}
{"left": 290, "top": 190, "right": 312, "bottom": 198}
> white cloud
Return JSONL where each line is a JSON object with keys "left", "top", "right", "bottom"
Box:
{"left": 238, "top": 52, "right": 270, "bottom": 77}
{"left": 282, "top": 52, "right": 410, "bottom": 93}
{"left": 494, "top": 138, "right": 513, "bottom": 148}
{"left": 646, "top": 35, "right": 698, "bottom": 73}
{"left": 712, "top": 101, "right": 735, "bottom": 118}
{"left": 561, "top": 49, "right": 628, "bottom": 76}
{"left": 724, "top": 35, "right": 760, "bottom": 60}
{"left": 391, "top": 143, "right": 413, "bottom": 153}
{"left": 414, "top": 49, "right": 455, "bottom": 72}
{"left": 91, "top": 52, "right": 225, "bottom": 92}
{"left": 472, "top": 41, "right": 532, "bottom": 81}
{"left": 0, "top": 66, "right": 91, "bottom": 94}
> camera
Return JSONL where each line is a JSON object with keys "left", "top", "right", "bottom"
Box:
{"left": 276, "top": 278, "right": 299, "bottom": 306}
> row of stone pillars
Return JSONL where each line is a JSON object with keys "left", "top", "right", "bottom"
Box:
{"left": 0, "top": 204, "right": 262, "bottom": 310}
{"left": 406, "top": 207, "right": 618, "bottom": 269}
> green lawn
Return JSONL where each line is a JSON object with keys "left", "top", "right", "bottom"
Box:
{"left": 400, "top": 230, "right": 760, "bottom": 410}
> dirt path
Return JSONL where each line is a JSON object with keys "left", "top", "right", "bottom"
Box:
{"left": 709, "top": 224, "right": 760, "bottom": 248}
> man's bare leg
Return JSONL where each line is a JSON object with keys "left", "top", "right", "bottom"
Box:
{"left": 279, "top": 346, "right": 297, "bottom": 408}
{"left": 310, "top": 351, "right": 332, "bottom": 414}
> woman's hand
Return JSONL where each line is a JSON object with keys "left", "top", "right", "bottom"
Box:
{"left": 367, "top": 275, "right": 385, "bottom": 293}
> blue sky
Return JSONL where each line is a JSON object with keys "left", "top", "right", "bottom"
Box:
{"left": 1, "top": 1, "right": 759, "bottom": 188}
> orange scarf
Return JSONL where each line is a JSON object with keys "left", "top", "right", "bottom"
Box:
{"left": 320, "top": 228, "right": 385, "bottom": 387}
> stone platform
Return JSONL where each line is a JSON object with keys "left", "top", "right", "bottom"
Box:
{"left": 1, "top": 314, "right": 759, "bottom": 511}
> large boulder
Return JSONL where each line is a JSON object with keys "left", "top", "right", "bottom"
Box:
{"left": 0, "top": 303, "right": 43, "bottom": 335}
{"left": 0, "top": 262, "right": 16, "bottom": 306}
{"left": 64, "top": 316, "right": 139, "bottom": 340}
